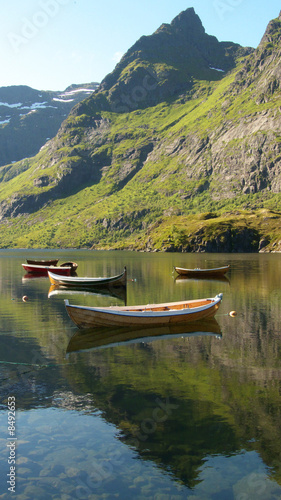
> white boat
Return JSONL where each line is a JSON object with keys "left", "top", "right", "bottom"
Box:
{"left": 48, "top": 267, "right": 126, "bottom": 288}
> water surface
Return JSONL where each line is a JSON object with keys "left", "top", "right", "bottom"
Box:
{"left": 0, "top": 249, "right": 281, "bottom": 499}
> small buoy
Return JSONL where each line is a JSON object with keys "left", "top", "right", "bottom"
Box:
{"left": 229, "top": 310, "right": 237, "bottom": 317}
{"left": 22, "top": 295, "right": 28, "bottom": 302}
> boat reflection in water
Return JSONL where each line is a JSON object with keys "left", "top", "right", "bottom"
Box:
{"left": 175, "top": 274, "right": 230, "bottom": 285}
{"left": 48, "top": 284, "right": 127, "bottom": 304}
{"left": 22, "top": 273, "right": 49, "bottom": 280}
{"left": 66, "top": 318, "right": 222, "bottom": 355}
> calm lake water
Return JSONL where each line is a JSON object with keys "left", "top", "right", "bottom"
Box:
{"left": 0, "top": 249, "right": 281, "bottom": 499}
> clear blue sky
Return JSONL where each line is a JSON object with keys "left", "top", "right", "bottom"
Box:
{"left": 1, "top": 0, "right": 280, "bottom": 91}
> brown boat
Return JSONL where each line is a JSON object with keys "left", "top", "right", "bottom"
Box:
{"left": 60, "top": 262, "right": 78, "bottom": 272}
{"left": 64, "top": 293, "right": 223, "bottom": 329}
{"left": 26, "top": 258, "right": 59, "bottom": 266}
{"left": 174, "top": 265, "right": 230, "bottom": 277}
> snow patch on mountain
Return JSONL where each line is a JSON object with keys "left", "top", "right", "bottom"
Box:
{"left": 209, "top": 66, "right": 225, "bottom": 72}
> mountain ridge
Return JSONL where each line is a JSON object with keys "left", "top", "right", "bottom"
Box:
{"left": 0, "top": 82, "right": 99, "bottom": 166}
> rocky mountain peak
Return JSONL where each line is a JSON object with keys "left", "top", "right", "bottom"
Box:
{"left": 90, "top": 8, "right": 251, "bottom": 114}
{"left": 259, "top": 11, "right": 281, "bottom": 46}
{"left": 169, "top": 7, "right": 205, "bottom": 37}
{"left": 155, "top": 7, "right": 204, "bottom": 37}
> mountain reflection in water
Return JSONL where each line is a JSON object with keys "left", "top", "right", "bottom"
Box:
{"left": 0, "top": 250, "right": 281, "bottom": 499}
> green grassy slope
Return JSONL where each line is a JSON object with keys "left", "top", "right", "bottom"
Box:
{"left": 0, "top": 70, "right": 280, "bottom": 250}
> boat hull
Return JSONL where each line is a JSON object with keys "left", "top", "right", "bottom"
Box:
{"left": 65, "top": 294, "right": 223, "bottom": 329}
{"left": 22, "top": 264, "right": 72, "bottom": 276}
{"left": 48, "top": 267, "right": 126, "bottom": 288}
{"left": 174, "top": 265, "right": 230, "bottom": 277}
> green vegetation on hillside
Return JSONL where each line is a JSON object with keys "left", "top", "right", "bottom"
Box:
{"left": 0, "top": 69, "right": 280, "bottom": 250}
{"left": 0, "top": 10, "right": 280, "bottom": 251}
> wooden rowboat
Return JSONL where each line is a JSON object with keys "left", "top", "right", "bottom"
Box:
{"left": 26, "top": 258, "right": 59, "bottom": 266}
{"left": 64, "top": 293, "right": 223, "bottom": 329}
{"left": 60, "top": 261, "right": 78, "bottom": 272}
{"left": 22, "top": 263, "right": 74, "bottom": 276}
{"left": 174, "top": 265, "right": 230, "bottom": 277}
{"left": 66, "top": 318, "right": 222, "bottom": 354}
{"left": 48, "top": 267, "right": 127, "bottom": 288}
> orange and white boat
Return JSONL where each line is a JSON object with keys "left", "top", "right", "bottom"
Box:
{"left": 64, "top": 293, "right": 223, "bottom": 329}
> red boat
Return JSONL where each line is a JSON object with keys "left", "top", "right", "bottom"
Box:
{"left": 22, "top": 263, "right": 74, "bottom": 276}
